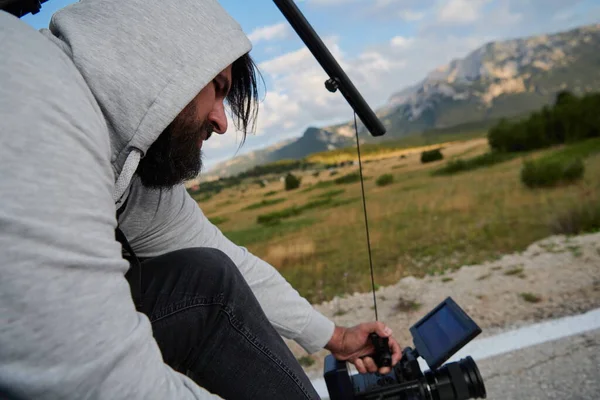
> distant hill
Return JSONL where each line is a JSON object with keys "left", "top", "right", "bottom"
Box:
{"left": 205, "top": 127, "right": 355, "bottom": 178}
{"left": 207, "top": 23, "right": 600, "bottom": 178}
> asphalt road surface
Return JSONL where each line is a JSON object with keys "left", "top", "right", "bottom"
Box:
{"left": 476, "top": 328, "right": 600, "bottom": 400}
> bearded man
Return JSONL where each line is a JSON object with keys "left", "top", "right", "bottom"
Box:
{"left": 0, "top": 1, "right": 401, "bottom": 399}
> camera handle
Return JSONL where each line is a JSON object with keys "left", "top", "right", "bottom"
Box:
{"left": 369, "top": 333, "right": 392, "bottom": 368}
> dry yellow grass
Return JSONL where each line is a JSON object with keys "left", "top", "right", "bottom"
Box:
{"left": 264, "top": 238, "right": 316, "bottom": 267}
{"left": 199, "top": 138, "right": 600, "bottom": 303}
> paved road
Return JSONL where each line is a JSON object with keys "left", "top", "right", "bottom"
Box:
{"left": 476, "top": 328, "right": 600, "bottom": 400}
{"left": 313, "top": 328, "right": 600, "bottom": 399}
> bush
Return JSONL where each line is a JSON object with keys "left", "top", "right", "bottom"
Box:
{"left": 257, "top": 206, "right": 302, "bottom": 225}
{"left": 284, "top": 173, "right": 301, "bottom": 191}
{"left": 208, "top": 216, "right": 228, "bottom": 225}
{"left": 312, "top": 189, "right": 345, "bottom": 199}
{"left": 520, "top": 158, "right": 584, "bottom": 188}
{"left": 550, "top": 201, "right": 600, "bottom": 235}
{"left": 242, "top": 198, "right": 285, "bottom": 211}
{"left": 376, "top": 174, "right": 394, "bottom": 186}
{"left": 334, "top": 172, "right": 361, "bottom": 184}
{"left": 432, "top": 152, "right": 515, "bottom": 176}
{"left": 421, "top": 149, "right": 444, "bottom": 164}
{"left": 255, "top": 197, "right": 358, "bottom": 226}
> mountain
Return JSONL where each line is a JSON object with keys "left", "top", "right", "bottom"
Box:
{"left": 205, "top": 127, "right": 354, "bottom": 177}
{"left": 377, "top": 23, "right": 600, "bottom": 137}
{"left": 208, "top": 23, "right": 600, "bottom": 178}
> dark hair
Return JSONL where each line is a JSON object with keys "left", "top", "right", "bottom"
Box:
{"left": 226, "top": 53, "right": 264, "bottom": 147}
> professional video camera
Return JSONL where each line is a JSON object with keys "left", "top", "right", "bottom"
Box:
{"left": 324, "top": 297, "right": 487, "bottom": 400}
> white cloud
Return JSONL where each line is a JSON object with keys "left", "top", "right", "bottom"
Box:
{"left": 245, "top": 36, "right": 400, "bottom": 143}
{"left": 247, "top": 22, "right": 290, "bottom": 44}
{"left": 437, "top": 0, "right": 489, "bottom": 24}
{"left": 203, "top": 0, "right": 597, "bottom": 171}
{"left": 390, "top": 35, "right": 414, "bottom": 48}
{"left": 255, "top": 92, "right": 303, "bottom": 134}
{"left": 259, "top": 46, "right": 315, "bottom": 77}
{"left": 398, "top": 9, "right": 426, "bottom": 21}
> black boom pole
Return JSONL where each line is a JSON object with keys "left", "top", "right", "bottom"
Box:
{"left": 273, "top": 0, "right": 386, "bottom": 137}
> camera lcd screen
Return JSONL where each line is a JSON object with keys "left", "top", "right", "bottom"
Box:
{"left": 410, "top": 297, "right": 481, "bottom": 370}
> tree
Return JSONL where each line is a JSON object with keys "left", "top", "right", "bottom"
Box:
{"left": 554, "top": 90, "right": 576, "bottom": 107}
{"left": 284, "top": 173, "right": 301, "bottom": 191}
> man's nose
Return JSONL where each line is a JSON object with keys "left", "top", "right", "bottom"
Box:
{"left": 208, "top": 102, "right": 228, "bottom": 134}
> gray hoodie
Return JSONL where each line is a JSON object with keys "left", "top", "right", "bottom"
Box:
{"left": 0, "top": 1, "right": 334, "bottom": 399}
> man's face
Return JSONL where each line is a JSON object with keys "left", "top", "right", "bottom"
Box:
{"left": 136, "top": 65, "right": 232, "bottom": 189}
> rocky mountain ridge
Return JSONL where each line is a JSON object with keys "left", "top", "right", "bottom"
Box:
{"left": 206, "top": 23, "right": 600, "bottom": 178}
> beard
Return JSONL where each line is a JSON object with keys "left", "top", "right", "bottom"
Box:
{"left": 136, "top": 107, "right": 213, "bottom": 189}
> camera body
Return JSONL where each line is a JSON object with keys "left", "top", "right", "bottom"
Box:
{"left": 324, "top": 297, "right": 487, "bottom": 400}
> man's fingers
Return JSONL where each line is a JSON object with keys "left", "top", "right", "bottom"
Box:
{"left": 389, "top": 337, "right": 402, "bottom": 365}
{"left": 354, "top": 358, "right": 367, "bottom": 374}
{"left": 362, "top": 356, "right": 378, "bottom": 373}
{"left": 378, "top": 366, "right": 392, "bottom": 375}
{"left": 361, "top": 321, "right": 393, "bottom": 338}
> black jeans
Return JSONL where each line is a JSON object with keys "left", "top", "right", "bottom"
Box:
{"left": 132, "top": 247, "right": 321, "bottom": 399}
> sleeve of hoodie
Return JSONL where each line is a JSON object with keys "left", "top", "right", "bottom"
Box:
{"left": 0, "top": 13, "right": 222, "bottom": 400}
{"left": 120, "top": 178, "right": 336, "bottom": 354}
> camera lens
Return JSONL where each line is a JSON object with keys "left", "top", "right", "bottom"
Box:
{"left": 423, "top": 356, "right": 487, "bottom": 400}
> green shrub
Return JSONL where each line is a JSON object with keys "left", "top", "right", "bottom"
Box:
{"left": 520, "top": 158, "right": 584, "bottom": 188}
{"left": 264, "top": 190, "right": 277, "bottom": 197}
{"left": 300, "top": 180, "right": 334, "bottom": 193}
{"left": 255, "top": 197, "right": 357, "bottom": 225}
{"left": 257, "top": 206, "right": 302, "bottom": 225}
{"left": 334, "top": 172, "right": 361, "bottom": 184}
{"left": 433, "top": 152, "right": 515, "bottom": 176}
{"left": 242, "top": 198, "right": 285, "bottom": 211}
{"left": 421, "top": 149, "right": 444, "bottom": 164}
{"left": 208, "top": 216, "right": 228, "bottom": 225}
{"left": 550, "top": 201, "right": 600, "bottom": 235}
{"left": 312, "top": 189, "right": 345, "bottom": 199}
{"left": 520, "top": 292, "right": 542, "bottom": 303}
{"left": 301, "top": 198, "right": 333, "bottom": 211}
{"left": 297, "top": 356, "right": 315, "bottom": 367}
{"left": 376, "top": 174, "right": 394, "bottom": 186}
{"left": 256, "top": 200, "right": 330, "bottom": 225}
{"left": 284, "top": 173, "right": 301, "bottom": 191}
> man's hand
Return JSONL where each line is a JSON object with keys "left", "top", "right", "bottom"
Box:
{"left": 324, "top": 322, "right": 402, "bottom": 375}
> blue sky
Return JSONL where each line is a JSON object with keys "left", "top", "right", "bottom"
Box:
{"left": 21, "top": 0, "right": 600, "bottom": 171}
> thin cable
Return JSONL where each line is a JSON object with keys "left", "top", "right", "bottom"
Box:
{"left": 353, "top": 112, "right": 378, "bottom": 321}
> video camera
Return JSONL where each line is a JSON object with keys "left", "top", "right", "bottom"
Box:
{"left": 324, "top": 297, "right": 487, "bottom": 400}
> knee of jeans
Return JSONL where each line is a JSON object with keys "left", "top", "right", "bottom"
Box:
{"left": 178, "top": 247, "right": 245, "bottom": 287}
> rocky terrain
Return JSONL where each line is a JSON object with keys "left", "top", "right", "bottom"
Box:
{"left": 285, "top": 231, "right": 600, "bottom": 380}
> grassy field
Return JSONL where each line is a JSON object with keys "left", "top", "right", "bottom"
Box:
{"left": 198, "top": 136, "right": 600, "bottom": 303}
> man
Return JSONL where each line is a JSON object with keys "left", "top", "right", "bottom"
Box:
{"left": 0, "top": 0, "right": 401, "bottom": 398}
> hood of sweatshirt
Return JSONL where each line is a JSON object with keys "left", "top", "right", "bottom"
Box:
{"left": 40, "top": 0, "right": 252, "bottom": 203}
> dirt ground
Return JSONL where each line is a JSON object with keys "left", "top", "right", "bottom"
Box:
{"left": 285, "top": 231, "right": 600, "bottom": 379}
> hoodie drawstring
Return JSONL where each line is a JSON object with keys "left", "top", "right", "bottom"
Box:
{"left": 113, "top": 149, "right": 142, "bottom": 203}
